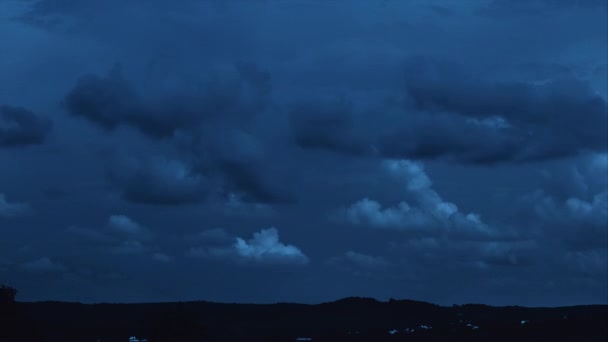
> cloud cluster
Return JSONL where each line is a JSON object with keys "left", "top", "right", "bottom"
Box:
{"left": 63, "top": 63, "right": 269, "bottom": 139}
{"left": 519, "top": 153, "right": 608, "bottom": 251}
{"left": 338, "top": 160, "right": 496, "bottom": 240}
{"left": 2, "top": 0, "right": 605, "bottom": 304}
{"left": 64, "top": 63, "right": 287, "bottom": 206}
{"left": 291, "top": 58, "right": 607, "bottom": 164}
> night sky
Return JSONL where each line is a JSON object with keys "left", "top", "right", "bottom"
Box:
{"left": 0, "top": 0, "right": 606, "bottom": 307}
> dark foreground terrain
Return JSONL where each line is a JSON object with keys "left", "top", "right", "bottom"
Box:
{"left": 2, "top": 297, "right": 607, "bottom": 342}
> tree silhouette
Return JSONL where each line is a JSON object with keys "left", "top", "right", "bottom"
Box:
{"left": 0, "top": 284, "right": 18, "bottom": 341}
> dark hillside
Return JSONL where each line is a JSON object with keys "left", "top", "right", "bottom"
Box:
{"left": 5, "top": 298, "right": 606, "bottom": 342}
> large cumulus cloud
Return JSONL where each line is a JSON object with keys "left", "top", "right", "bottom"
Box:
{"left": 64, "top": 62, "right": 288, "bottom": 205}
{"left": 336, "top": 159, "right": 498, "bottom": 240}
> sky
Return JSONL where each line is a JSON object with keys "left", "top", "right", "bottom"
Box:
{"left": 0, "top": 0, "right": 606, "bottom": 307}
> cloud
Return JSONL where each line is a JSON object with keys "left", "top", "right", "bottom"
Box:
{"left": 290, "top": 58, "right": 607, "bottom": 165}
{"left": 66, "top": 215, "right": 152, "bottom": 256}
{"left": 19, "top": 257, "right": 67, "bottom": 273}
{"left": 233, "top": 227, "right": 309, "bottom": 264}
{"left": 0, "top": 105, "right": 51, "bottom": 147}
{"left": 344, "top": 198, "right": 434, "bottom": 230}
{"left": 63, "top": 64, "right": 196, "bottom": 139}
{"left": 565, "top": 249, "right": 608, "bottom": 277}
{"left": 0, "top": 193, "right": 32, "bottom": 219}
{"left": 108, "top": 214, "right": 147, "bottom": 236}
{"left": 63, "top": 62, "right": 271, "bottom": 139}
{"left": 188, "top": 227, "right": 309, "bottom": 265}
{"left": 106, "top": 155, "right": 211, "bottom": 205}
{"left": 4, "top": 0, "right": 605, "bottom": 305}
{"left": 477, "top": 240, "right": 537, "bottom": 267}
{"left": 151, "top": 253, "right": 174, "bottom": 263}
{"left": 516, "top": 153, "right": 607, "bottom": 251}
{"left": 289, "top": 97, "right": 372, "bottom": 155}
{"left": 55, "top": 40, "right": 288, "bottom": 205}
{"left": 402, "top": 57, "right": 607, "bottom": 161}
{"left": 337, "top": 160, "right": 496, "bottom": 240}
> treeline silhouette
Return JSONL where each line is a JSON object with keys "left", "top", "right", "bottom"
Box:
{"left": 1, "top": 284, "right": 607, "bottom": 341}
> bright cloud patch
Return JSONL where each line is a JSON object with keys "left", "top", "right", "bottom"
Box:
{"left": 187, "top": 227, "right": 309, "bottom": 265}
{"left": 339, "top": 160, "right": 495, "bottom": 240}
{"left": 233, "top": 228, "right": 309, "bottom": 264}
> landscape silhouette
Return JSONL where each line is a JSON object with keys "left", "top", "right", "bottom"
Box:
{"left": 1, "top": 283, "right": 607, "bottom": 341}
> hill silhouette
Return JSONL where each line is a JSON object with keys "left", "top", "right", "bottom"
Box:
{"left": 3, "top": 296, "right": 606, "bottom": 341}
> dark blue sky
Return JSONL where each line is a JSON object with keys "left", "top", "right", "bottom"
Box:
{"left": 0, "top": 0, "right": 606, "bottom": 306}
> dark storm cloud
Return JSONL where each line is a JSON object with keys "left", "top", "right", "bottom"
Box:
{"left": 0, "top": 105, "right": 51, "bottom": 147}
{"left": 105, "top": 155, "right": 211, "bottom": 205}
{"left": 403, "top": 57, "right": 607, "bottom": 157}
{"left": 64, "top": 61, "right": 283, "bottom": 205}
{"left": 289, "top": 98, "right": 372, "bottom": 155}
{"left": 216, "top": 160, "right": 293, "bottom": 204}
{"left": 291, "top": 57, "right": 607, "bottom": 164}
{"left": 63, "top": 64, "right": 195, "bottom": 139}
{"left": 63, "top": 62, "right": 271, "bottom": 139}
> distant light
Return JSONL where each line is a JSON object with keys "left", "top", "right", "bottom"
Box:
{"left": 389, "top": 329, "right": 399, "bottom": 335}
